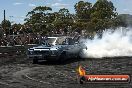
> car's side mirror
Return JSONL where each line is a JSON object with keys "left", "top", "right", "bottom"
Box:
{"left": 83, "top": 44, "right": 87, "bottom": 50}
{"left": 86, "top": 46, "right": 87, "bottom": 50}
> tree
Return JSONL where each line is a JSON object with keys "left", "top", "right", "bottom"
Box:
{"left": 0, "top": 24, "right": 4, "bottom": 38}
{"left": 23, "top": 0, "right": 119, "bottom": 36}
{"left": 74, "top": 1, "right": 92, "bottom": 32}
{"left": 74, "top": 1, "right": 92, "bottom": 22}
{"left": 90, "top": 0, "right": 118, "bottom": 31}
{"left": 25, "top": 6, "right": 52, "bottom": 34}
{"left": 52, "top": 8, "right": 74, "bottom": 34}
{"left": 11, "top": 23, "right": 22, "bottom": 35}
{"left": 1, "top": 20, "right": 11, "bottom": 35}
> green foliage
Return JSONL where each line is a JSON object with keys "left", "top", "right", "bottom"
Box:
{"left": 1, "top": 20, "right": 11, "bottom": 35}
{"left": 52, "top": 8, "right": 74, "bottom": 29}
{"left": 24, "top": 0, "right": 121, "bottom": 35}
{"left": 90, "top": 0, "right": 117, "bottom": 31}
{"left": 1, "top": 20, "right": 11, "bottom": 29}
{"left": 74, "top": 0, "right": 118, "bottom": 33}
{"left": 74, "top": 1, "right": 92, "bottom": 21}
{"left": 25, "top": 6, "right": 52, "bottom": 34}
{"left": 0, "top": 24, "right": 3, "bottom": 37}
{"left": 12, "top": 23, "right": 22, "bottom": 30}
{"left": 92, "top": 0, "right": 117, "bottom": 19}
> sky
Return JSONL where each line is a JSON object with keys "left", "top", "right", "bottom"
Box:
{"left": 0, "top": 0, "right": 132, "bottom": 24}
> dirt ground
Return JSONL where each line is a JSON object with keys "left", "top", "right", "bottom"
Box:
{"left": 0, "top": 54, "right": 131, "bottom": 88}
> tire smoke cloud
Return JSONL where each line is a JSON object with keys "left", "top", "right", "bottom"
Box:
{"left": 81, "top": 27, "right": 132, "bottom": 58}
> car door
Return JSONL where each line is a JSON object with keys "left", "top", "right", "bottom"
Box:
{"left": 73, "top": 42, "right": 81, "bottom": 54}
{"left": 65, "top": 38, "right": 78, "bottom": 58}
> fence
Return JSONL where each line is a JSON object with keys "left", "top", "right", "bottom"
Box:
{"left": 0, "top": 45, "right": 37, "bottom": 57}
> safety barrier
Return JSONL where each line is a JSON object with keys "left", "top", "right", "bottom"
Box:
{"left": 0, "top": 45, "right": 37, "bottom": 57}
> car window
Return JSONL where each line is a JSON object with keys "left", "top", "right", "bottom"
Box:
{"left": 42, "top": 38, "right": 56, "bottom": 45}
{"left": 69, "top": 38, "right": 75, "bottom": 45}
{"left": 56, "top": 37, "right": 66, "bottom": 45}
{"left": 65, "top": 38, "right": 74, "bottom": 45}
{"left": 47, "top": 38, "right": 56, "bottom": 44}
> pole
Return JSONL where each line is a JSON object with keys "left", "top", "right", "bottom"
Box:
{"left": 3, "top": 10, "right": 6, "bottom": 36}
{"left": 4, "top": 10, "right": 5, "bottom": 21}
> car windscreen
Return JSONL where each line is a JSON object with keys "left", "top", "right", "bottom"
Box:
{"left": 47, "top": 38, "right": 56, "bottom": 45}
{"left": 42, "top": 38, "right": 56, "bottom": 45}
{"left": 55, "top": 37, "right": 66, "bottom": 45}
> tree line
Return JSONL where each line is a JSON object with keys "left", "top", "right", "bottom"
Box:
{"left": 0, "top": 0, "right": 128, "bottom": 37}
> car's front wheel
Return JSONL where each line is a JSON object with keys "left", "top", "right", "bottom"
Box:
{"left": 58, "top": 51, "right": 67, "bottom": 63}
{"left": 33, "top": 58, "right": 38, "bottom": 64}
{"left": 78, "top": 50, "right": 85, "bottom": 60}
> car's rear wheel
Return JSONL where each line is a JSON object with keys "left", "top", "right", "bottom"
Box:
{"left": 78, "top": 50, "right": 85, "bottom": 60}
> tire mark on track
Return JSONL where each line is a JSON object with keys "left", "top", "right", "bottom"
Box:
{"left": 12, "top": 67, "right": 61, "bottom": 87}
{"left": 0, "top": 81, "right": 17, "bottom": 88}
{"left": 24, "top": 74, "right": 52, "bottom": 85}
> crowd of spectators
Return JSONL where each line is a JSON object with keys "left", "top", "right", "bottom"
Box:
{"left": 0, "top": 25, "right": 88, "bottom": 46}
{"left": 0, "top": 33, "right": 41, "bottom": 46}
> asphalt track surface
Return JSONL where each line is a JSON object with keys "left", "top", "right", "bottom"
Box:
{"left": 0, "top": 54, "right": 132, "bottom": 88}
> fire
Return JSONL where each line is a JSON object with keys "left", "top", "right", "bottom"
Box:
{"left": 76, "top": 65, "right": 130, "bottom": 84}
{"left": 78, "top": 65, "right": 86, "bottom": 76}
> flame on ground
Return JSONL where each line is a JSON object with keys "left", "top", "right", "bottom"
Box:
{"left": 78, "top": 65, "right": 86, "bottom": 76}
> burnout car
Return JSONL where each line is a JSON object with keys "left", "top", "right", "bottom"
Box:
{"left": 27, "top": 36, "right": 86, "bottom": 63}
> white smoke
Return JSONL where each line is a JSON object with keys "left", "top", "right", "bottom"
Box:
{"left": 81, "top": 27, "right": 132, "bottom": 58}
